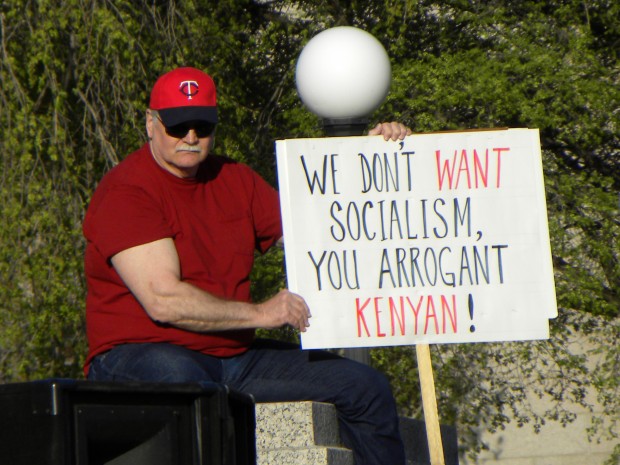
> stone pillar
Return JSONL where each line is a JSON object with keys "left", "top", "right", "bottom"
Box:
{"left": 255, "top": 402, "right": 353, "bottom": 465}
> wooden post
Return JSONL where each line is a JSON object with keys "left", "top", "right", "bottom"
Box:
{"left": 416, "top": 343, "right": 445, "bottom": 465}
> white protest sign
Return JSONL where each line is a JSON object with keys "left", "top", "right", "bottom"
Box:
{"left": 276, "top": 129, "right": 557, "bottom": 349}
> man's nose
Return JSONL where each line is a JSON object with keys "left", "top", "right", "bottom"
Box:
{"left": 183, "top": 129, "right": 199, "bottom": 143}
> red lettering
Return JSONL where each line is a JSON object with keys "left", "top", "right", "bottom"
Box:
{"left": 374, "top": 297, "right": 386, "bottom": 337}
{"left": 436, "top": 147, "right": 509, "bottom": 190}
{"left": 356, "top": 298, "right": 371, "bottom": 337}
{"left": 435, "top": 149, "right": 456, "bottom": 190}
{"left": 456, "top": 149, "right": 472, "bottom": 188}
{"left": 441, "top": 294, "right": 458, "bottom": 333}
{"left": 473, "top": 149, "right": 488, "bottom": 187}
{"left": 493, "top": 147, "right": 509, "bottom": 187}
{"left": 407, "top": 295, "right": 424, "bottom": 335}
{"left": 355, "top": 294, "right": 458, "bottom": 338}
{"left": 389, "top": 296, "right": 406, "bottom": 336}
{"left": 424, "top": 295, "right": 439, "bottom": 334}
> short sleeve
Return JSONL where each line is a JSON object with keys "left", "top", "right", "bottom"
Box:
{"left": 83, "top": 183, "right": 174, "bottom": 260}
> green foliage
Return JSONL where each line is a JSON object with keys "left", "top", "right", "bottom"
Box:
{"left": 0, "top": 0, "right": 617, "bottom": 461}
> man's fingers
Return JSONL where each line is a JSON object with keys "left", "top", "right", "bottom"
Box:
{"left": 271, "top": 290, "right": 311, "bottom": 331}
{"left": 368, "top": 122, "right": 412, "bottom": 141}
{"left": 290, "top": 291, "right": 311, "bottom": 331}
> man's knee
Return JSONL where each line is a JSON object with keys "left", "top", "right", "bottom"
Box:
{"left": 333, "top": 359, "right": 395, "bottom": 406}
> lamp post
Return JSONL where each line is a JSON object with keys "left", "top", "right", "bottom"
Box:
{"left": 295, "top": 26, "right": 392, "bottom": 364}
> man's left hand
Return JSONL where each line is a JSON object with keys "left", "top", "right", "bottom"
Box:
{"left": 368, "top": 122, "right": 412, "bottom": 141}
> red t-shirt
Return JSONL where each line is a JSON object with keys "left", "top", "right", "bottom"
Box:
{"left": 83, "top": 143, "right": 282, "bottom": 372}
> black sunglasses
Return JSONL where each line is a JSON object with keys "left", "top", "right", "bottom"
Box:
{"left": 154, "top": 114, "right": 215, "bottom": 138}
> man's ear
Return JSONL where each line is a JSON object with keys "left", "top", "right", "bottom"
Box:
{"left": 145, "top": 109, "right": 155, "bottom": 139}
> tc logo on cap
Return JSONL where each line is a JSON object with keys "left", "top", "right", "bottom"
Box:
{"left": 179, "top": 80, "right": 199, "bottom": 100}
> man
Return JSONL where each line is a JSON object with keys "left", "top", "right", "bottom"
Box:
{"left": 84, "top": 67, "right": 411, "bottom": 465}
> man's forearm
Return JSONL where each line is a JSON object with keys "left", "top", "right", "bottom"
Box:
{"left": 143, "top": 280, "right": 265, "bottom": 332}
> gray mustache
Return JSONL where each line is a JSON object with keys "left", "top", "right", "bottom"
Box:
{"left": 176, "top": 145, "right": 201, "bottom": 153}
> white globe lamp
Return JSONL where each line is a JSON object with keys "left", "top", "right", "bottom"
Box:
{"left": 295, "top": 26, "right": 392, "bottom": 136}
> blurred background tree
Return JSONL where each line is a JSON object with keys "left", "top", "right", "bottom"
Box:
{"left": 0, "top": 0, "right": 617, "bottom": 461}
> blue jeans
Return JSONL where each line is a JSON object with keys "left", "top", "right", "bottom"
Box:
{"left": 88, "top": 339, "right": 406, "bottom": 465}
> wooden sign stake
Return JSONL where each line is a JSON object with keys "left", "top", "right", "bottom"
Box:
{"left": 416, "top": 343, "right": 445, "bottom": 465}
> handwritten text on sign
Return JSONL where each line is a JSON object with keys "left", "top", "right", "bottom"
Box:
{"left": 276, "top": 129, "right": 557, "bottom": 349}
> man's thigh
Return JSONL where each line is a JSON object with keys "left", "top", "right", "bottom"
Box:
{"left": 88, "top": 343, "right": 223, "bottom": 383}
{"left": 222, "top": 339, "right": 381, "bottom": 404}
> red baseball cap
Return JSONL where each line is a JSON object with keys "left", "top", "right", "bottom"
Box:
{"left": 149, "top": 67, "right": 217, "bottom": 126}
